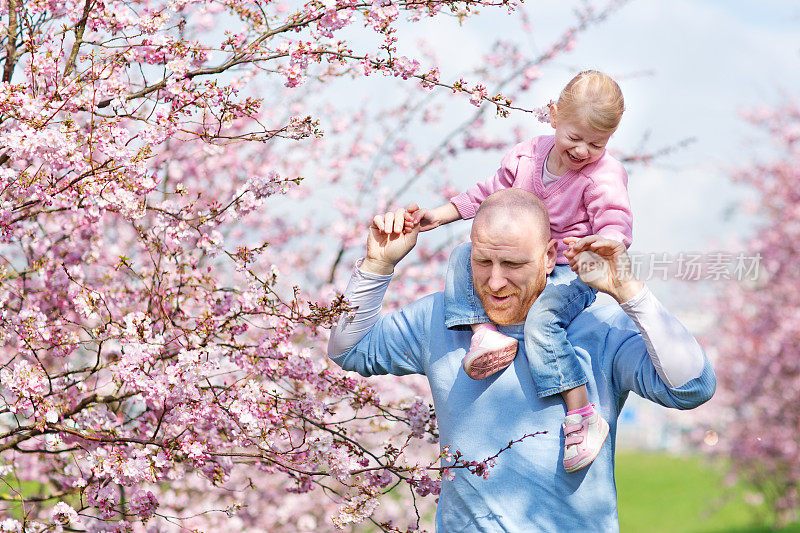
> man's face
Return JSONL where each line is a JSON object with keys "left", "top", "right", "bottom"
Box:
{"left": 470, "top": 218, "right": 556, "bottom": 326}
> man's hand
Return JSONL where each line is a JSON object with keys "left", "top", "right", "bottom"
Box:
{"left": 563, "top": 235, "right": 644, "bottom": 304}
{"left": 363, "top": 207, "right": 420, "bottom": 275}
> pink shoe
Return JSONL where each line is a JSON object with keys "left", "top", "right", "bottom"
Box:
{"left": 562, "top": 408, "right": 610, "bottom": 473}
{"left": 461, "top": 326, "right": 518, "bottom": 380}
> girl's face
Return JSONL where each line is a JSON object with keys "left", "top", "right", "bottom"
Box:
{"left": 549, "top": 105, "right": 615, "bottom": 175}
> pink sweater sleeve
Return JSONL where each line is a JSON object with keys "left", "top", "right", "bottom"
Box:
{"left": 583, "top": 156, "right": 633, "bottom": 247}
{"left": 449, "top": 144, "right": 523, "bottom": 219}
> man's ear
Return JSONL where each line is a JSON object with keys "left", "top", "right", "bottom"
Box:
{"left": 545, "top": 238, "right": 557, "bottom": 274}
{"left": 549, "top": 104, "right": 557, "bottom": 130}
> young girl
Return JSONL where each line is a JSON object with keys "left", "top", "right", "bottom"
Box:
{"left": 413, "top": 70, "right": 632, "bottom": 473}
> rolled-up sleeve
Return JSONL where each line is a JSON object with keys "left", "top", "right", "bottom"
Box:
{"left": 612, "top": 333, "right": 716, "bottom": 409}
{"left": 327, "top": 262, "right": 431, "bottom": 377}
{"left": 607, "top": 289, "right": 716, "bottom": 409}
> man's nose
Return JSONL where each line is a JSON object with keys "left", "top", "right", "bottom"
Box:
{"left": 487, "top": 266, "right": 507, "bottom": 292}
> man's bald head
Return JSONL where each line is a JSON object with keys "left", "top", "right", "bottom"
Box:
{"left": 471, "top": 189, "right": 551, "bottom": 244}
{"left": 468, "top": 189, "right": 556, "bottom": 325}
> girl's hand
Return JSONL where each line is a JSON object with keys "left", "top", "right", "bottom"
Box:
{"left": 403, "top": 203, "right": 423, "bottom": 233}
{"left": 403, "top": 202, "right": 460, "bottom": 232}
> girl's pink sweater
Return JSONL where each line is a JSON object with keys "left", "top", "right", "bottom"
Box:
{"left": 450, "top": 135, "right": 633, "bottom": 264}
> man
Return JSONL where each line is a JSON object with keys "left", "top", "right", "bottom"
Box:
{"left": 327, "top": 189, "right": 715, "bottom": 532}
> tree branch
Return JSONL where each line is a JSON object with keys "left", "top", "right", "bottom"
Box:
{"left": 3, "top": 0, "right": 18, "bottom": 83}
{"left": 62, "top": 0, "right": 93, "bottom": 78}
{"left": 94, "top": 16, "right": 316, "bottom": 109}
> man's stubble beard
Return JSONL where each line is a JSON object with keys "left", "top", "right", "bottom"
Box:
{"left": 476, "top": 269, "right": 548, "bottom": 326}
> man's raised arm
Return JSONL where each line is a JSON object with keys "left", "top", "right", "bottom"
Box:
{"left": 564, "top": 236, "right": 716, "bottom": 407}
{"left": 327, "top": 207, "right": 423, "bottom": 372}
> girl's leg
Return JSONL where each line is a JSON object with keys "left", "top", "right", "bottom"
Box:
{"left": 522, "top": 265, "right": 608, "bottom": 472}
{"left": 444, "top": 242, "right": 490, "bottom": 327}
{"left": 523, "top": 265, "right": 595, "bottom": 398}
{"left": 444, "top": 242, "right": 518, "bottom": 379}
{"left": 561, "top": 384, "right": 589, "bottom": 412}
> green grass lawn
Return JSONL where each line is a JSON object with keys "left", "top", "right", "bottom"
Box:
{"left": 616, "top": 451, "right": 800, "bottom": 532}
{"left": 363, "top": 451, "right": 795, "bottom": 532}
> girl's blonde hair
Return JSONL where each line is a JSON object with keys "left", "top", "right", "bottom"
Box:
{"left": 555, "top": 70, "right": 624, "bottom": 132}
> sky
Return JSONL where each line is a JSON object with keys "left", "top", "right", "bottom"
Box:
{"left": 369, "top": 0, "right": 800, "bottom": 309}
{"left": 268, "top": 0, "right": 799, "bottom": 311}
{"left": 447, "top": 0, "right": 800, "bottom": 441}
{"left": 422, "top": 0, "right": 798, "bottom": 249}
{"left": 577, "top": 0, "right": 798, "bottom": 252}
{"left": 485, "top": 0, "right": 800, "bottom": 438}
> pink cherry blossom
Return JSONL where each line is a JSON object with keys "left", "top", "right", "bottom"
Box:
{"left": 706, "top": 103, "right": 800, "bottom": 526}
{"left": 0, "top": 0, "right": 664, "bottom": 530}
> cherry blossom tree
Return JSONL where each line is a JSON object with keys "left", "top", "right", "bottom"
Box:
{"left": 708, "top": 103, "right": 800, "bottom": 527}
{"left": 0, "top": 0, "right": 635, "bottom": 530}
